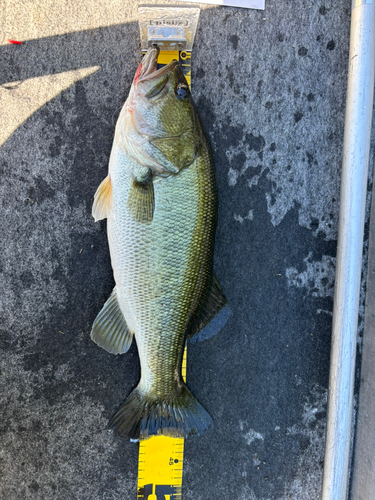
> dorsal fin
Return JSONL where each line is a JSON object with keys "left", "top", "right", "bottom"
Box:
{"left": 188, "top": 276, "right": 232, "bottom": 342}
{"left": 92, "top": 175, "right": 112, "bottom": 222}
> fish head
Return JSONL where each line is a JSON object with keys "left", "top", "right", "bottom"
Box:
{"left": 122, "top": 46, "right": 202, "bottom": 173}
{"left": 132, "top": 46, "right": 196, "bottom": 135}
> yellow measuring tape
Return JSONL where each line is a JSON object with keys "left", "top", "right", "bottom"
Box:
{"left": 137, "top": 49, "right": 191, "bottom": 500}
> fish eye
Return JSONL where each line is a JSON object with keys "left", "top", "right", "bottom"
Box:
{"left": 176, "top": 84, "right": 189, "bottom": 99}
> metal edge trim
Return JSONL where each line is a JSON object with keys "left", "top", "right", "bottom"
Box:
{"left": 352, "top": 0, "right": 374, "bottom": 10}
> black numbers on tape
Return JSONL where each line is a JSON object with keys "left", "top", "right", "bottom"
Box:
{"left": 139, "top": 483, "right": 179, "bottom": 500}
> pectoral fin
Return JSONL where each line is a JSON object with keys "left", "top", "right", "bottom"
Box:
{"left": 91, "top": 289, "right": 133, "bottom": 354}
{"left": 92, "top": 175, "right": 112, "bottom": 222}
{"left": 150, "top": 131, "right": 197, "bottom": 172}
{"left": 127, "top": 171, "right": 154, "bottom": 224}
{"left": 188, "top": 276, "right": 232, "bottom": 342}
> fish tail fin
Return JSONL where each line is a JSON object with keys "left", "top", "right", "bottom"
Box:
{"left": 108, "top": 384, "right": 213, "bottom": 441}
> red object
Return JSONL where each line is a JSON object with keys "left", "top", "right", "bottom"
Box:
{"left": 133, "top": 63, "right": 143, "bottom": 83}
{"left": 8, "top": 39, "right": 22, "bottom": 45}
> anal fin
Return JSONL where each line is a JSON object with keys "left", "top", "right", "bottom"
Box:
{"left": 91, "top": 289, "right": 133, "bottom": 354}
{"left": 188, "top": 276, "right": 232, "bottom": 343}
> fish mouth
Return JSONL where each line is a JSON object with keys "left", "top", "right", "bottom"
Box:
{"left": 137, "top": 45, "right": 179, "bottom": 83}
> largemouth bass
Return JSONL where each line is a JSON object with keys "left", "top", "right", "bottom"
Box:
{"left": 91, "top": 46, "right": 227, "bottom": 440}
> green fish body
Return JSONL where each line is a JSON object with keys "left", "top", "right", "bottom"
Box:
{"left": 91, "top": 47, "right": 227, "bottom": 440}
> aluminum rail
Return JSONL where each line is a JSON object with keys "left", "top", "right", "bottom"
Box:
{"left": 350, "top": 142, "right": 375, "bottom": 499}
{"left": 321, "top": 2, "right": 375, "bottom": 500}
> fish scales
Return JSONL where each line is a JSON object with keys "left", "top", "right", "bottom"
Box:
{"left": 91, "top": 46, "right": 227, "bottom": 440}
{"left": 110, "top": 154, "right": 215, "bottom": 382}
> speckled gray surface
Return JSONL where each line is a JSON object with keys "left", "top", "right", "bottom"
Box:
{"left": 1, "top": 1, "right": 374, "bottom": 499}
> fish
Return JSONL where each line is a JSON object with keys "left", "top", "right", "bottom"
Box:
{"left": 91, "top": 45, "right": 228, "bottom": 441}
